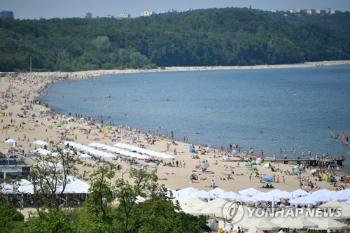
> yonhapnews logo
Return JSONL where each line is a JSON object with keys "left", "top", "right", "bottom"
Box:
{"left": 222, "top": 204, "right": 343, "bottom": 222}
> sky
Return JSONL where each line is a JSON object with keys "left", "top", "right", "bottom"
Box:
{"left": 1, "top": 0, "right": 350, "bottom": 19}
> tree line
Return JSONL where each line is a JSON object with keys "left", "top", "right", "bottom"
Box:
{"left": 0, "top": 8, "right": 350, "bottom": 71}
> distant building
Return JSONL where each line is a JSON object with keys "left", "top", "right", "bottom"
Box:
{"left": 0, "top": 11, "right": 14, "bottom": 19}
{"left": 119, "top": 12, "right": 131, "bottom": 18}
{"left": 315, "top": 9, "right": 321, "bottom": 14}
{"left": 0, "top": 157, "right": 30, "bottom": 180}
{"left": 85, "top": 12, "right": 93, "bottom": 18}
{"left": 141, "top": 11, "right": 154, "bottom": 17}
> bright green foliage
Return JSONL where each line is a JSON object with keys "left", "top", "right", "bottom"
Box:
{"left": 0, "top": 8, "right": 350, "bottom": 71}
{"left": 24, "top": 209, "right": 73, "bottom": 233}
{"left": 0, "top": 201, "right": 24, "bottom": 233}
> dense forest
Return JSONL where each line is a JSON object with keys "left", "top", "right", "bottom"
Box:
{"left": 1, "top": 7, "right": 350, "bottom": 71}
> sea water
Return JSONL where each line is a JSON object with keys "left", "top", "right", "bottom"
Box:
{"left": 40, "top": 65, "right": 350, "bottom": 167}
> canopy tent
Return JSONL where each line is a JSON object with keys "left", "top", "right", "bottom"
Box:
{"left": 331, "top": 189, "right": 350, "bottom": 201}
{"left": 1, "top": 177, "right": 90, "bottom": 195}
{"left": 239, "top": 188, "right": 262, "bottom": 197}
{"left": 32, "top": 148, "right": 58, "bottom": 157}
{"left": 62, "top": 176, "right": 90, "bottom": 194}
{"left": 65, "top": 141, "right": 115, "bottom": 159}
{"left": 114, "top": 142, "right": 174, "bottom": 159}
{"left": 236, "top": 195, "right": 258, "bottom": 204}
{"left": 308, "top": 218, "right": 347, "bottom": 230}
{"left": 290, "top": 195, "right": 317, "bottom": 205}
{"left": 89, "top": 142, "right": 149, "bottom": 160}
{"left": 271, "top": 217, "right": 317, "bottom": 229}
{"left": 291, "top": 189, "right": 309, "bottom": 198}
{"left": 33, "top": 140, "right": 48, "bottom": 147}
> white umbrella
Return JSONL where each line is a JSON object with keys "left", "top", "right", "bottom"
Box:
{"left": 291, "top": 189, "right": 309, "bottom": 198}
{"left": 219, "top": 191, "right": 239, "bottom": 201}
{"left": 33, "top": 140, "right": 48, "bottom": 147}
{"left": 320, "top": 201, "right": 350, "bottom": 209}
{"left": 331, "top": 189, "right": 350, "bottom": 201}
{"left": 176, "top": 187, "right": 199, "bottom": 200}
{"left": 188, "top": 190, "right": 213, "bottom": 200}
{"left": 201, "top": 198, "right": 229, "bottom": 218}
{"left": 271, "top": 217, "right": 317, "bottom": 229}
{"left": 255, "top": 192, "right": 279, "bottom": 202}
{"left": 239, "top": 188, "right": 262, "bottom": 197}
{"left": 238, "top": 217, "right": 279, "bottom": 231}
{"left": 209, "top": 188, "right": 226, "bottom": 198}
{"left": 4, "top": 138, "right": 16, "bottom": 146}
{"left": 308, "top": 218, "right": 347, "bottom": 230}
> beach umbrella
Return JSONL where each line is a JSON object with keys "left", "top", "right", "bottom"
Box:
{"left": 255, "top": 192, "right": 279, "bottom": 202}
{"left": 308, "top": 218, "right": 347, "bottom": 230}
{"left": 320, "top": 201, "right": 350, "bottom": 209}
{"left": 290, "top": 195, "right": 317, "bottom": 205}
{"left": 176, "top": 187, "right": 199, "bottom": 200}
{"left": 188, "top": 190, "right": 213, "bottom": 200}
{"left": 237, "top": 217, "right": 278, "bottom": 231}
{"left": 291, "top": 189, "right": 309, "bottom": 198}
{"left": 209, "top": 188, "right": 226, "bottom": 198}
{"left": 239, "top": 188, "right": 262, "bottom": 197}
{"left": 271, "top": 217, "right": 317, "bottom": 229}
{"left": 218, "top": 192, "right": 239, "bottom": 201}
{"left": 236, "top": 195, "right": 258, "bottom": 204}
{"left": 4, "top": 138, "right": 16, "bottom": 146}
{"left": 179, "top": 197, "right": 207, "bottom": 216}
{"left": 331, "top": 189, "right": 350, "bottom": 201}
{"left": 200, "top": 198, "right": 229, "bottom": 218}
{"left": 33, "top": 140, "right": 48, "bottom": 147}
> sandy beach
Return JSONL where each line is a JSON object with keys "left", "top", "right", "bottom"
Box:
{"left": 1, "top": 60, "right": 349, "bottom": 193}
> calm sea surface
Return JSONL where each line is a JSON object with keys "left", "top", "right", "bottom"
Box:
{"left": 40, "top": 65, "right": 350, "bottom": 166}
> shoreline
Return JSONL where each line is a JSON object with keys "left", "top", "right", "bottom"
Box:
{"left": 2, "top": 60, "right": 350, "bottom": 78}
{"left": 1, "top": 62, "right": 349, "bottom": 192}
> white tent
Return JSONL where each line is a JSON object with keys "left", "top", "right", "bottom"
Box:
{"left": 239, "top": 188, "right": 262, "bottom": 197}
{"left": 331, "top": 189, "right": 350, "bottom": 201}
{"left": 33, "top": 140, "right": 48, "bottom": 147}
{"left": 291, "top": 189, "right": 309, "bottom": 198}
{"left": 309, "top": 218, "right": 347, "bottom": 230}
{"left": 271, "top": 217, "right": 317, "bottom": 229}
{"left": 0, "top": 179, "right": 34, "bottom": 194}
{"left": 62, "top": 176, "right": 90, "bottom": 194}
{"left": 65, "top": 141, "right": 115, "bottom": 158}
{"left": 90, "top": 142, "right": 149, "bottom": 160}
{"left": 114, "top": 142, "right": 174, "bottom": 159}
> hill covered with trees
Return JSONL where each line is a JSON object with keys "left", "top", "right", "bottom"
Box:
{"left": 1, "top": 8, "right": 350, "bottom": 71}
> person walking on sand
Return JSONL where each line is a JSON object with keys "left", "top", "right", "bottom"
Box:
{"left": 211, "top": 179, "right": 215, "bottom": 189}
{"left": 282, "top": 175, "right": 285, "bottom": 184}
